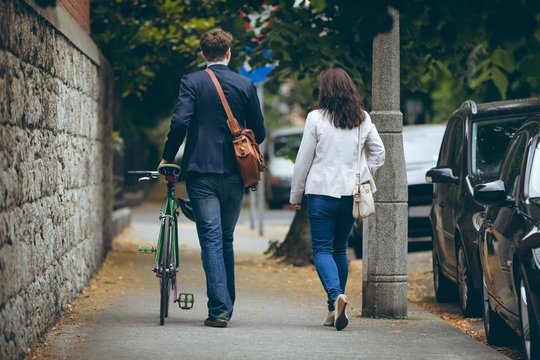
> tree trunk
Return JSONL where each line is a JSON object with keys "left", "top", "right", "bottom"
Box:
{"left": 274, "top": 196, "right": 312, "bottom": 266}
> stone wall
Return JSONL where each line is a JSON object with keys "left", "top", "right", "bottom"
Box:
{"left": 0, "top": 1, "right": 114, "bottom": 358}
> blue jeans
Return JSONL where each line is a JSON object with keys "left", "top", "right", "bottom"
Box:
{"left": 186, "top": 172, "right": 244, "bottom": 320}
{"left": 308, "top": 195, "right": 355, "bottom": 311}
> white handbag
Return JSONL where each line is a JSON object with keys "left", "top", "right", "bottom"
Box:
{"left": 352, "top": 123, "right": 375, "bottom": 219}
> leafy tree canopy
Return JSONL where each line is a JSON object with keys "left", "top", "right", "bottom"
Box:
{"left": 92, "top": 0, "right": 247, "bottom": 132}
{"left": 91, "top": 0, "right": 540, "bottom": 142}
{"left": 236, "top": 0, "right": 540, "bottom": 117}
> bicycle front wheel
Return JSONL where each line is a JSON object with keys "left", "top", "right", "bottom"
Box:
{"left": 160, "top": 216, "right": 172, "bottom": 325}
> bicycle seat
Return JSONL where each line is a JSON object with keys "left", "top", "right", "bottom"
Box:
{"left": 158, "top": 163, "right": 181, "bottom": 177}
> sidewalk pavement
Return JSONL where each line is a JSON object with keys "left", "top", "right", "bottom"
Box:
{"left": 35, "top": 203, "right": 509, "bottom": 360}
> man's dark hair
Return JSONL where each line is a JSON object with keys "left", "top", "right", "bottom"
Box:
{"left": 200, "top": 28, "right": 233, "bottom": 61}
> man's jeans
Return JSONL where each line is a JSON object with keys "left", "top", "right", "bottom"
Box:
{"left": 308, "top": 195, "right": 355, "bottom": 311}
{"left": 186, "top": 173, "right": 244, "bottom": 320}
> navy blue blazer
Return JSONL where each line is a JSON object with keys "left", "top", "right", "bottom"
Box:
{"left": 162, "top": 64, "right": 266, "bottom": 174}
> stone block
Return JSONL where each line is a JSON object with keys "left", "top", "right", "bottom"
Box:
{"left": 362, "top": 201, "right": 408, "bottom": 319}
{"left": 34, "top": 21, "right": 56, "bottom": 74}
{"left": 1, "top": 168, "right": 21, "bottom": 210}
{"left": 41, "top": 76, "right": 60, "bottom": 130}
{"left": 374, "top": 133, "right": 407, "bottom": 202}
{"left": 0, "top": 293, "right": 28, "bottom": 359}
{"left": 0, "top": 51, "right": 8, "bottom": 123}
{"left": 0, "top": 2, "right": 10, "bottom": 52}
{"left": 0, "top": 230, "right": 31, "bottom": 303}
{"left": 22, "top": 64, "right": 45, "bottom": 128}
{"left": 7, "top": 53, "right": 26, "bottom": 126}
{"left": 362, "top": 281, "right": 407, "bottom": 318}
{"left": 52, "top": 37, "right": 68, "bottom": 83}
{"left": 370, "top": 110, "right": 403, "bottom": 133}
{"left": 365, "top": 202, "right": 408, "bottom": 275}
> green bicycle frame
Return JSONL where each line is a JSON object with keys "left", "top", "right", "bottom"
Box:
{"left": 155, "top": 180, "right": 179, "bottom": 269}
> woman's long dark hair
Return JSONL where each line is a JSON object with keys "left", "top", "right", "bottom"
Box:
{"left": 316, "top": 68, "right": 365, "bottom": 129}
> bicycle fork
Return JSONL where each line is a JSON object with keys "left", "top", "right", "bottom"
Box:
{"left": 148, "top": 245, "right": 193, "bottom": 309}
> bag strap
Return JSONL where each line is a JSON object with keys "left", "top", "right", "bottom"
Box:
{"left": 356, "top": 122, "right": 362, "bottom": 188}
{"left": 205, "top": 68, "right": 242, "bottom": 135}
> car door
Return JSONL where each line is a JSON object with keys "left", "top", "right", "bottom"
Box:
{"left": 432, "top": 120, "right": 453, "bottom": 271}
{"left": 483, "top": 134, "right": 528, "bottom": 315}
{"left": 436, "top": 117, "right": 464, "bottom": 276}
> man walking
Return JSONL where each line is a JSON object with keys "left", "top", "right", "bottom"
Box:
{"left": 160, "top": 28, "right": 265, "bottom": 327}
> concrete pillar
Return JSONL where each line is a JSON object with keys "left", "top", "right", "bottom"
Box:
{"left": 362, "top": 7, "right": 408, "bottom": 319}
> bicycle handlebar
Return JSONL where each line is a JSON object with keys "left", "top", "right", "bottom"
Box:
{"left": 127, "top": 170, "right": 160, "bottom": 181}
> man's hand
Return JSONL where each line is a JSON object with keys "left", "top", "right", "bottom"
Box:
{"left": 292, "top": 204, "right": 301, "bottom": 210}
{"left": 159, "top": 159, "right": 169, "bottom": 168}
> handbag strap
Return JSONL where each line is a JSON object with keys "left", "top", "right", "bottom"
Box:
{"left": 205, "top": 68, "right": 242, "bottom": 135}
{"left": 356, "top": 122, "right": 362, "bottom": 187}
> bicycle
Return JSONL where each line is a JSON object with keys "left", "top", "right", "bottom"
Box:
{"left": 128, "top": 163, "right": 194, "bottom": 325}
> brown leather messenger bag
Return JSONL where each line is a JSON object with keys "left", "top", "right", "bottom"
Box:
{"left": 205, "top": 68, "right": 265, "bottom": 190}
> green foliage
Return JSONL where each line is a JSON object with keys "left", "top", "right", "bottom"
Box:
{"left": 239, "top": 0, "right": 540, "bottom": 119}
{"left": 92, "top": 0, "right": 220, "bottom": 133}
{"left": 91, "top": 0, "right": 540, "bottom": 173}
{"left": 262, "top": 75, "right": 318, "bottom": 131}
{"left": 91, "top": 0, "right": 248, "bottom": 170}
{"left": 112, "top": 131, "right": 124, "bottom": 153}
{"left": 93, "top": 0, "right": 214, "bottom": 101}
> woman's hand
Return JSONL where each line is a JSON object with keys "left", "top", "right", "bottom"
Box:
{"left": 292, "top": 204, "right": 301, "bottom": 210}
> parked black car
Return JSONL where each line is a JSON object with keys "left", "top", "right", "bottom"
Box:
{"left": 426, "top": 98, "right": 540, "bottom": 317}
{"left": 474, "top": 117, "right": 540, "bottom": 360}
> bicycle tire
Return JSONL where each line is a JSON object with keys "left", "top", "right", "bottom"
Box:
{"left": 159, "top": 217, "right": 172, "bottom": 325}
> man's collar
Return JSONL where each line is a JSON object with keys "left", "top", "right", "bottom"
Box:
{"left": 207, "top": 61, "right": 229, "bottom": 67}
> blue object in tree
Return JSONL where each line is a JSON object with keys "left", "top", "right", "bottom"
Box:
{"left": 240, "top": 49, "right": 273, "bottom": 85}
{"left": 240, "top": 65, "right": 273, "bottom": 85}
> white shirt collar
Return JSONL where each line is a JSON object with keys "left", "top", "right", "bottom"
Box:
{"left": 207, "top": 61, "right": 228, "bottom": 67}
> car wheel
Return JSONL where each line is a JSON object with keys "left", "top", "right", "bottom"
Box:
{"left": 457, "top": 243, "right": 481, "bottom": 317}
{"left": 432, "top": 245, "right": 454, "bottom": 302}
{"left": 482, "top": 273, "right": 510, "bottom": 345}
{"left": 518, "top": 267, "right": 540, "bottom": 360}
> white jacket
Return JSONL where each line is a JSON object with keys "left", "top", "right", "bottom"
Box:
{"left": 289, "top": 109, "right": 385, "bottom": 204}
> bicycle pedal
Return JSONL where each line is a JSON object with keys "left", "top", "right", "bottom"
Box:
{"left": 178, "top": 293, "right": 194, "bottom": 309}
{"left": 138, "top": 245, "right": 155, "bottom": 254}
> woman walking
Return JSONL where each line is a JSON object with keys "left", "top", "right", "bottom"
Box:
{"left": 289, "top": 68, "right": 385, "bottom": 330}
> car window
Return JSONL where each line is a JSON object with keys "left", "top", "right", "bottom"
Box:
{"left": 499, "top": 134, "right": 527, "bottom": 197}
{"left": 273, "top": 133, "right": 302, "bottom": 159}
{"left": 438, "top": 117, "right": 458, "bottom": 168}
{"left": 530, "top": 140, "right": 540, "bottom": 198}
{"left": 471, "top": 116, "right": 525, "bottom": 181}
{"left": 449, "top": 119, "right": 464, "bottom": 176}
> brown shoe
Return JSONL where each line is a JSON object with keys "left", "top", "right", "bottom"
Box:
{"left": 334, "top": 295, "right": 349, "bottom": 331}
{"left": 204, "top": 317, "right": 228, "bottom": 328}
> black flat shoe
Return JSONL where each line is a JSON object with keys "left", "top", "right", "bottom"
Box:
{"left": 204, "top": 317, "right": 228, "bottom": 328}
{"left": 334, "top": 295, "right": 349, "bottom": 331}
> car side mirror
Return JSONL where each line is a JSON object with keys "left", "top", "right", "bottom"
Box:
{"left": 425, "top": 167, "right": 459, "bottom": 184}
{"left": 473, "top": 180, "right": 515, "bottom": 207}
